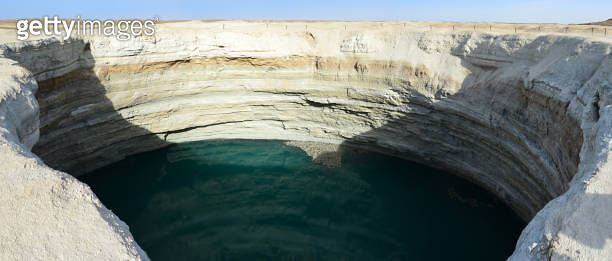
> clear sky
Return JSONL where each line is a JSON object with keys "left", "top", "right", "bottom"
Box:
{"left": 4, "top": 0, "right": 611, "bottom": 24}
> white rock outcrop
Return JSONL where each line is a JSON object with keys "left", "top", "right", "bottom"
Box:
{"left": 0, "top": 59, "right": 149, "bottom": 260}
{"left": 0, "top": 21, "right": 610, "bottom": 260}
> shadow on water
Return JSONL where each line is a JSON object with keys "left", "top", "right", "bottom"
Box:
{"left": 80, "top": 139, "right": 525, "bottom": 260}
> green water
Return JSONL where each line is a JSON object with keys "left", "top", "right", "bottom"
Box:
{"left": 80, "top": 140, "right": 524, "bottom": 261}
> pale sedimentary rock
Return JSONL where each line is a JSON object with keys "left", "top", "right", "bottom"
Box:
{"left": 0, "top": 59, "right": 148, "bottom": 260}
{"left": 0, "top": 21, "right": 610, "bottom": 260}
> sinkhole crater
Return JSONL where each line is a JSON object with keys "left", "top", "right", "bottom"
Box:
{"left": 1, "top": 22, "right": 610, "bottom": 260}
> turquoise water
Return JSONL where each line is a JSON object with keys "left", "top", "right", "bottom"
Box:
{"left": 80, "top": 140, "right": 524, "bottom": 261}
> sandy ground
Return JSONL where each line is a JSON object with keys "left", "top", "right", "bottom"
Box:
{"left": 0, "top": 20, "right": 610, "bottom": 44}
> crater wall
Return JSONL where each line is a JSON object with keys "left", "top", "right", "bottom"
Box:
{"left": 0, "top": 21, "right": 610, "bottom": 260}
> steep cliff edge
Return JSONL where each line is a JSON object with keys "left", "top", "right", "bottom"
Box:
{"left": 0, "top": 21, "right": 610, "bottom": 260}
{"left": 0, "top": 59, "right": 149, "bottom": 260}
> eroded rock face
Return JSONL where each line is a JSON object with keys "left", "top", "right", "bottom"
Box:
{"left": 0, "top": 21, "right": 610, "bottom": 260}
{"left": 0, "top": 59, "right": 149, "bottom": 260}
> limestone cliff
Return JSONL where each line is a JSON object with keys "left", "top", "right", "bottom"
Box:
{"left": 0, "top": 21, "right": 610, "bottom": 260}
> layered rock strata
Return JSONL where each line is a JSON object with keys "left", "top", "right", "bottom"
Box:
{"left": 0, "top": 21, "right": 610, "bottom": 260}
{"left": 0, "top": 59, "right": 148, "bottom": 260}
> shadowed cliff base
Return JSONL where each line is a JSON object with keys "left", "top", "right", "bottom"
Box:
{"left": 0, "top": 39, "right": 150, "bottom": 260}
{"left": 22, "top": 41, "right": 171, "bottom": 173}
{"left": 305, "top": 38, "right": 586, "bottom": 221}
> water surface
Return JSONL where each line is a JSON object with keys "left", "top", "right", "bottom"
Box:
{"left": 81, "top": 140, "right": 524, "bottom": 260}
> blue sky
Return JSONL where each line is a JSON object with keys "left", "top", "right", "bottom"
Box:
{"left": 4, "top": 0, "right": 611, "bottom": 24}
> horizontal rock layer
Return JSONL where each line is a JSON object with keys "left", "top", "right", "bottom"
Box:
{"left": 0, "top": 21, "right": 610, "bottom": 260}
